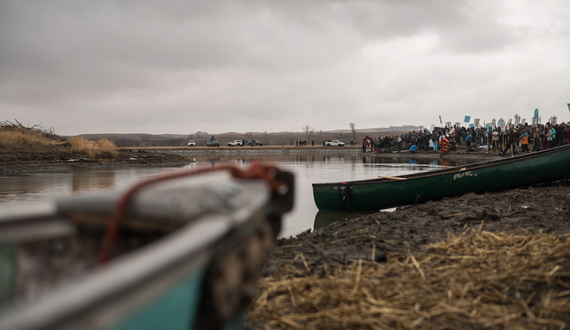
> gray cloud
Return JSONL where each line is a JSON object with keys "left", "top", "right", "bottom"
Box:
{"left": 1, "top": 1, "right": 569, "bottom": 135}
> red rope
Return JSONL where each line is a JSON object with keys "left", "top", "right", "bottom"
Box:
{"left": 98, "top": 163, "right": 283, "bottom": 264}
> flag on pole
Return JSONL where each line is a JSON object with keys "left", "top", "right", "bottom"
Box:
{"left": 439, "top": 115, "right": 442, "bottom": 124}
{"left": 567, "top": 103, "right": 570, "bottom": 114}
{"left": 464, "top": 116, "right": 471, "bottom": 123}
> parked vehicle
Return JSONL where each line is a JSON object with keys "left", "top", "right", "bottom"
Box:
{"left": 248, "top": 140, "right": 263, "bottom": 146}
{"left": 206, "top": 140, "right": 220, "bottom": 147}
{"left": 325, "top": 140, "right": 345, "bottom": 147}
{"left": 228, "top": 140, "right": 244, "bottom": 146}
{"left": 187, "top": 140, "right": 196, "bottom": 146}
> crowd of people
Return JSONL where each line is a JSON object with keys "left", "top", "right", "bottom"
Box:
{"left": 365, "top": 121, "right": 570, "bottom": 156}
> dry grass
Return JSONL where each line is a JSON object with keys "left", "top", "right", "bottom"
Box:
{"left": 68, "top": 137, "right": 117, "bottom": 158}
{"left": 0, "top": 120, "right": 64, "bottom": 147}
{"left": 0, "top": 130, "right": 58, "bottom": 147}
{"left": 249, "top": 229, "right": 570, "bottom": 329}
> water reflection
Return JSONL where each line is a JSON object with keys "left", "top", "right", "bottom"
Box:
{"left": 0, "top": 154, "right": 471, "bottom": 238}
{"left": 71, "top": 169, "right": 115, "bottom": 192}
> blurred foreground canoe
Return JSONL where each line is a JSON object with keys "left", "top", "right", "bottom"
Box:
{"left": 0, "top": 164, "right": 294, "bottom": 330}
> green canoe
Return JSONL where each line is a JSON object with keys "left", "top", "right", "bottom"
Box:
{"left": 376, "top": 143, "right": 412, "bottom": 153}
{"left": 313, "top": 144, "right": 570, "bottom": 211}
{"left": 0, "top": 165, "right": 294, "bottom": 330}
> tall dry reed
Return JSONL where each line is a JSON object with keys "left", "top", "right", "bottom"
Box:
{"left": 0, "top": 130, "right": 57, "bottom": 147}
{"left": 68, "top": 137, "right": 117, "bottom": 158}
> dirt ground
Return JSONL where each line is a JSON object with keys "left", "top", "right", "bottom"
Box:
{"left": 0, "top": 146, "right": 191, "bottom": 174}
{"left": 266, "top": 179, "right": 570, "bottom": 275}
{"left": 249, "top": 180, "right": 570, "bottom": 329}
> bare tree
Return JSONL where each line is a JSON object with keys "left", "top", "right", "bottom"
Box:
{"left": 350, "top": 123, "right": 357, "bottom": 143}
{"left": 263, "top": 131, "right": 269, "bottom": 145}
{"left": 245, "top": 132, "right": 253, "bottom": 140}
{"left": 302, "top": 125, "right": 314, "bottom": 142}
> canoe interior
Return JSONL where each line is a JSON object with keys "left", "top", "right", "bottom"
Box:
{"left": 0, "top": 226, "right": 164, "bottom": 308}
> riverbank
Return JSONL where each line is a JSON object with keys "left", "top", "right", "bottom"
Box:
{"left": 248, "top": 179, "right": 570, "bottom": 329}
{"left": 0, "top": 146, "right": 193, "bottom": 175}
{"left": 129, "top": 144, "right": 508, "bottom": 161}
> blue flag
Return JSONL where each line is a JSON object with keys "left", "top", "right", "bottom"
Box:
{"left": 464, "top": 116, "right": 471, "bottom": 123}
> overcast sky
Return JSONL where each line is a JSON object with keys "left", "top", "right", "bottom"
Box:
{"left": 1, "top": 1, "right": 569, "bottom": 135}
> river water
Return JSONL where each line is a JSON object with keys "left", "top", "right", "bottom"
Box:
{"left": 0, "top": 151, "right": 469, "bottom": 238}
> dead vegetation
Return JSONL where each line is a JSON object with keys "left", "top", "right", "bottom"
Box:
{"left": 0, "top": 120, "right": 66, "bottom": 147}
{"left": 68, "top": 136, "right": 117, "bottom": 158}
{"left": 1, "top": 120, "right": 117, "bottom": 159}
{"left": 248, "top": 229, "right": 570, "bottom": 329}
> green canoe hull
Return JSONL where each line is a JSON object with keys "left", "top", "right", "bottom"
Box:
{"left": 377, "top": 144, "right": 412, "bottom": 153}
{"left": 313, "top": 145, "right": 570, "bottom": 211}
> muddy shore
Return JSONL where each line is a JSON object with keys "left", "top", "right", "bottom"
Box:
{"left": 249, "top": 179, "right": 570, "bottom": 329}
{"left": 267, "top": 179, "right": 570, "bottom": 274}
{"left": 0, "top": 146, "right": 193, "bottom": 175}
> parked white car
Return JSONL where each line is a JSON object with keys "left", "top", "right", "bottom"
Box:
{"left": 187, "top": 140, "right": 196, "bottom": 146}
{"left": 325, "top": 140, "right": 345, "bottom": 146}
{"left": 227, "top": 140, "right": 244, "bottom": 146}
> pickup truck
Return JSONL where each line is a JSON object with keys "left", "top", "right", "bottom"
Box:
{"left": 227, "top": 140, "right": 244, "bottom": 146}
{"left": 325, "top": 140, "right": 345, "bottom": 147}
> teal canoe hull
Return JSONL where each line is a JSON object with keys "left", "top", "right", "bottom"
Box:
{"left": 0, "top": 167, "right": 295, "bottom": 330}
{"left": 313, "top": 145, "right": 570, "bottom": 211}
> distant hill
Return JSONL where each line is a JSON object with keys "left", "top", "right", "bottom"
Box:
{"left": 326, "top": 125, "right": 419, "bottom": 133}
{"left": 75, "top": 125, "right": 419, "bottom": 147}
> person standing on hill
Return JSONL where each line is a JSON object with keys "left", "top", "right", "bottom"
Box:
{"left": 533, "top": 126, "right": 542, "bottom": 151}
{"left": 505, "top": 129, "right": 520, "bottom": 155}
{"left": 361, "top": 138, "right": 367, "bottom": 153}
{"left": 520, "top": 130, "right": 530, "bottom": 153}
{"left": 544, "top": 123, "right": 553, "bottom": 149}
{"left": 464, "top": 131, "right": 472, "bottom": 148}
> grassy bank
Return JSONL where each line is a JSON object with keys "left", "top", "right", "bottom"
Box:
{"left": 0, "top": 121, "right": 117, "bottom": 159}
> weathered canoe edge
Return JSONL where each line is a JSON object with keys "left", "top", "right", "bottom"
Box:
{"left": 0, "top": 168, "right": 295, "bottom": 330}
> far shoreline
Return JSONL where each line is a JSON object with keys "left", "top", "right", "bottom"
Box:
{"left": 126, "top": 145, "right": 504, "bottom": 161}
